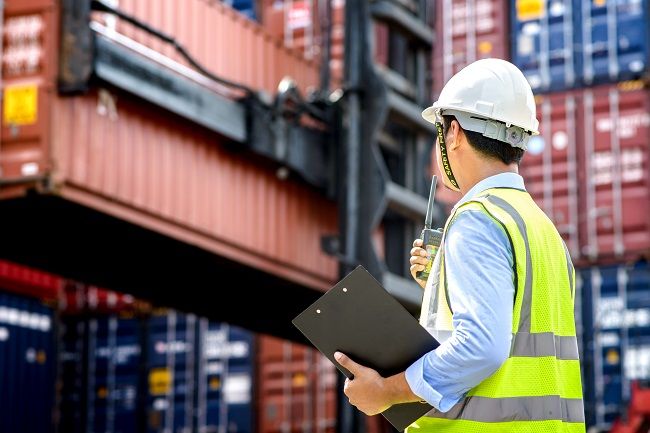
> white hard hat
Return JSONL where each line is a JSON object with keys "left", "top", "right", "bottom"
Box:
{"left": 422, "top": 59, "right": 539, "bottom": 150}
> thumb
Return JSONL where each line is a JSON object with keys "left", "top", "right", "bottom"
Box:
{"left": 334, "top": 351, "right": 364, "bottom": 374}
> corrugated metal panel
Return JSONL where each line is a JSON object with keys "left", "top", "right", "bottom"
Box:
{"left": 520, "top": 91, "right": 580, "bottom": 257}
{"left": 0, "top": 0, "right": 58, "bottom": 198}
{"left": 50, "top": 90, "right": 338, "bottom": 289}
{"left": 579, "top": 0, "right": 649, "bottom": 86}
{"left": 258, "top": 335, "right": 337, "bottom": 433}
{"left": 0, "top": 290, "right": 56, "bottom": 433}
{"left": 196, "top": 320, "right": 254, "bottom": 433}
{"left": 0, "top": 259, "right": 61, "bottom": 301}
{"left": 580, "top": 85, "right": 650, "bottom": 262}
{"left": 511, "top": 0, "right": 576, "bottom": 93}
{"left": 580, "top": 261, "right": 650, "bottom": 430}
{"left": 432, "top": 0, "right": 508, "bottom": 97}
{"left": 104, "top": 0, "right": 320, "bottom": 95}
{"left": 146, "top": 311, "right": 198, "bottom": 433}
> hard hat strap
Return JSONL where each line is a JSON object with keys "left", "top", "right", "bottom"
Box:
{"left": 435, "top": 122, "right": 461, "bottom": 192}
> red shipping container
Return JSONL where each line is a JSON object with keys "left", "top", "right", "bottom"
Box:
{"left": 1, "top": 0, "right": 339, "bottom": 291}
{"left": 258, "top": 335, "right": 337, "bottom": 433}
{"left": 579, "top": 85, "right": 650, "bottom": 262}
{"left": 432, "top": 0, "right": 509, "bottom": 97}
{"left": 0, "top": 260, "right": 61, "bottom": 302}
{"left": 520, "top": 92, "right": 581, "bottom": 258}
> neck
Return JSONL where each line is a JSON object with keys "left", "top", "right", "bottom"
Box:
{"left": 459, "top": 163, "right": 518, "bottom": 195}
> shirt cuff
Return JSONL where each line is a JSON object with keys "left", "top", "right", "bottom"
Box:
{"left": 405, "top": 355, "right": 443, "bottom": 410}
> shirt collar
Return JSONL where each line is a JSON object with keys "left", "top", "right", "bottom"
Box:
{"left": 452, "top": 172, "right": 526, "bottom": 211}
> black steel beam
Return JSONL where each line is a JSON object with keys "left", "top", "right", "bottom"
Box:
{"left": 387, "top": 90, "right": 436, "bottom": 133}
{"left": 370, "top": 0, "right": 433, "bottom": 46}
{"left": 382, "top": 271, "right": 423, "bottom": 314}
{"left": 376, "top": 64, "right": 417, "bottom": 99}
{"left": 94, "top": 35, "right": 247, "bottom": 142}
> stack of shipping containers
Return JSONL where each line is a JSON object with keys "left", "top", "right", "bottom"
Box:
{"left": 0, "top": 259, "right": 339, "bottom": 432}
{"left": 0, "top": 0, "right": 343, "bottom": 430}
{"left": 432, "top": 1, "right": 650, "bottom": 431}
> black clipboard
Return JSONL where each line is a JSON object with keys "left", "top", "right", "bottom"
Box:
{"left": 292, "top": 265, "right": 440, "bottom": 431}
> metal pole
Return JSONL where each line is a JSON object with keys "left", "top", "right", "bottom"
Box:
{"left": 319, "top": 0, "right": 332, "bottom": 93}
{"left": 338, "top": 0, "right": 365, "bottom": 431}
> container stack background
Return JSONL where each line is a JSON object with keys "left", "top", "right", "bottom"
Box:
{"left": 430, "top": 1, "right": 650, "bottom": 430}
{"left": 0, "top": 260, "right": 341, "bottom": 433}
{"left": 0, "top": 0, "right": 648, "bottom": 432}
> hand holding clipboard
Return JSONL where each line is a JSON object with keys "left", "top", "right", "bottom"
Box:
{"left": 292, "top": 266, "right": 440, "bottom": 431}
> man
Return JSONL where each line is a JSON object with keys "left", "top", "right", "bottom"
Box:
{"left": 334, "top": 59, "right": 585, "bottom": 432}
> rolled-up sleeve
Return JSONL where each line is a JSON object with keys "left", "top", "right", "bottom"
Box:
{"left": 405, "top": 209, "right": 515, "bottom": 412}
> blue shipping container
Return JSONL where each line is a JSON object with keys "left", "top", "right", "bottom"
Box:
{"left": 224, "top": 0, "right": 257, "bottom": 20}
{"left": 60, "top": 315, "right": 143, "bottom": 433}
{"left": 512, "top": 0, "right": 649, "bottom": 92}
{"left": 196, "top": 320, "right": 254, "bottom": 433}
{"left": 580, "top": 261, "right": 650, "bottom": 431}
{"left": 0, "top": 291, "right": 56, "bottom": 433}
{"left": 579, "top": 0, "right": 649, "bottom": 85}
{"left": 512, "top": 0, "right": 578, "bottom": 92}
{"left": 146, "top": 312, "right": 198, "bottom": 433}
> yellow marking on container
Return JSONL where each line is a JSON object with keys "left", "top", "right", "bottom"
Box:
{"left": 149, "top": 368, "right": 172, "bottom": 395}
{"left": 516, "top": 0, "right": 546, "bottom": 21}
{"left": 3, "top": 84, "right": 38, "bottom": 125}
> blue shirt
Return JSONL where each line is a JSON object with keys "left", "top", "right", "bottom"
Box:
{"left": 405, "top": 172, "right": 524, "bottom": 412}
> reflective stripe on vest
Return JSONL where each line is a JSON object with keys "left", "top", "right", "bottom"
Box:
{"left": 410, "top": 188, "right": 584, "bottom": 432}
{"left": 425, "top": 395, "right": 585, "bottom": 423}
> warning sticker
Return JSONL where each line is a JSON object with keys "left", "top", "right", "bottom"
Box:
{"left": 3, "top": 84, "right": 38, "bottom": 126}
{"left": 516, "top": 0, "right": 546, "bottom": 21}
{"left": 149, "top": 368, "right": 172, "bottom": 395}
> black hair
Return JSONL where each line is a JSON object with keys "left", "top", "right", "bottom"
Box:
{"left": 442, "top": 115, "right": 524, "bottom": 165}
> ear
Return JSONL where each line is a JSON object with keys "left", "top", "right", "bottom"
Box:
{"left": 448, "top": 120, "right": 463, "bottom": 151}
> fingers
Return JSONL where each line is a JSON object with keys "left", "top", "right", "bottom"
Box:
{"left": 410, "top": 246, "right": 428, "bottom": 257}
{"left": 410, "top": 264, "right": 425, "bottom": 275}
{"left": 410, "top": 255, "right": 429, "bottom": 266}
{"left": 334, "top": 351, "right": 364, "bottom": 375}
{"left": 412, "top": 239, "right": 423, "bottom": 248}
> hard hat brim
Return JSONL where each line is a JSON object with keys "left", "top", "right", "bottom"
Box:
{"left": 421, "top": 104, "right": 540, "bottom": 136}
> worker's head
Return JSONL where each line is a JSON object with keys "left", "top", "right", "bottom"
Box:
{"left": 422, "top": 59, "right": 539, "bottom": 192}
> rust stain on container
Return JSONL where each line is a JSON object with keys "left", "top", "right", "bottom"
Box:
{"left": 50, "top": 90, "right": 338, "bottom": 289}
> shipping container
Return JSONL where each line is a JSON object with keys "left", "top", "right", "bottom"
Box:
{"left": 0, "top": 290, "right": 57, "bottom": 433}
{"left": 579, "top": 85, "right": 650, "bottom": 262}
{"left": 432, "top": 0, "right": 509, "bottom": 97}
{"left": 60, "top": 312, "right": 144, "bottom": 433}
{"left": 1, "top": 0, "right": 339, "bottom": 302}
{"left": 196, "top": 320, "right": 255, "bottom": 433}
{"left": 519, "top": 91, "right": 580, "bottom": 257}
{"left": 511, "top": 0, "right": 577, "bottom": 93}
{"left": 107, "top": 0, "right": 320, "bottom": 95}
{"left": 257, "top": 335, "right": 337, "bottom": 433}
{"left": 0, "top": 259, "right": 61, "bottom": 302}
{"left": 61, "top": 308, "right": 257, "bottom": 433}
{"left": 578, "top": 0, "right": 649, "bottom": 86}
{"left": 146, "top": 311, "right": 198, "bottom": 433}
{"left": 224, "top": 0, "right": 258, "bottom": 21}
{"left": 580, "top": 261, "right": 650, "bottom": 431}
{"left": 512, "top": 0, "right": 649, "bottom": 92}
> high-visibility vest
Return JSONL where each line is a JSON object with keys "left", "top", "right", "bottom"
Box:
{"left": 407, "top": 187, "right": 585, "bottom": 433}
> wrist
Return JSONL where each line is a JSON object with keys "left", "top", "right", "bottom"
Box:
{"left": 383, "top": 372, "right": 423, "bottom": 406}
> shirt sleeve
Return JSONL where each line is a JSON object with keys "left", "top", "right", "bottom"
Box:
{"left": 404, "top": 209, "right": 515, "bottom": 412}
